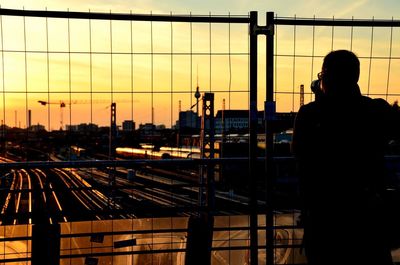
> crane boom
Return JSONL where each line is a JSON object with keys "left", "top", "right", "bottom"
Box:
{"left": 38, "top": 99, "right": 137, "bottom": 130}
{"left": 37, "top": 101, "right": 66, "bottom": 130}
{"left": 37, "top": 100, "right": 66, "bottom": 108}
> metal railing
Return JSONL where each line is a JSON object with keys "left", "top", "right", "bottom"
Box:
{"left": 0, "top": 7, "right": 399, "bottom": 265}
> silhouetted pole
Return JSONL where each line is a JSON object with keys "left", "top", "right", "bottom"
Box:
{"left": 32, "top": 178, "right": 60, "bottom": 265}
{"left": 185, "top": 92, "right": 215, "bottom": 265}
{"left": 300, "top": 84, "right": 304, "bottom": 106}
{"left": 265, "top": 11, "right": 276, "bottom": 265}
{"left": 108, "top": 102, "right": 117, "bottom": 212}
{"left": 109, "top": 102, "right": 117, "bottom": 160}
{"left": 32, "top": 223, "right": 60, "bottom": 265}
{"left": 249, "top": 11, "right": 259, "bottom": 265}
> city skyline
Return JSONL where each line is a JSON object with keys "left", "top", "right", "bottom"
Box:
{"left": 0, "top": 3, "right": 399, "bottom": 130}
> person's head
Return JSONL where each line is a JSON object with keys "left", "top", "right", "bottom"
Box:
{"left": 319, "top": 50, "right": 360, "bottom": 97}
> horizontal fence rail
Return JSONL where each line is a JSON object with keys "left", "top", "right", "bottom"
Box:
{"left": 274, "top": 17, "right": 400, "bottom": 27}
{"left": 0, "top": 8, "right": 250, "bottom": 23}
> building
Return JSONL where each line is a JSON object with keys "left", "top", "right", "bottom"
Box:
{"left": 65, "top": 124, "right": 79, "bottom": 132}
{"left": 215, "top": 110, "right": 296, "bottom": 134}
{"left": 66, "top": 123, "right": 99, "bottom": 132}
{"left": 177, "top": 110, "right": 200, "bottom": 130}
{"left": 138, "top": 123, "right": 156, "bottom": 136}
{"left": 122, "top": 120, "right": 135, "bottom": 132}
{"left": 29, "top": 124, "right": 45, "bottom": 132}
{"left": 78, "top": 123, "right": 99, "bottom": 132}
{"left": 215, "top": 110, "right": 263, "bottom": 134}
{"left": 156, "top": 124, "right": 166, "bottom": 130}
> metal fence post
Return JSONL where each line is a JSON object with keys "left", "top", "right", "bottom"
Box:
{"left": 249, "top": 10, "right": 259, "bottom": 265}
{"left": 265, "top": 11, "right": 276, "bottom": 265}
{"left": 185, "top": 214, "right": 214, "bottom": 265}
{"left": 32, "top": 223, "right": 61, "bottom": 265}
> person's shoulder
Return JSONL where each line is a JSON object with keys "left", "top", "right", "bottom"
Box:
{"left": 297, "top": 101, "right": 319, "bottom": 114}
{"left": 294, "top": 101, "right": 320, "bottom": 124}
{"left": 361, "top": 95, "right": 386, "bottom": 104}
{"left": 361, "top": 96, "right": 391, "bottom": 110}
{"left": 373, "top": 97, "right": 391, "bottom": 108}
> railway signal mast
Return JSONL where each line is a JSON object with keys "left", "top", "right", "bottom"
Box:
{"left": 186, "top": 92, "right": 215, "bottom": 265}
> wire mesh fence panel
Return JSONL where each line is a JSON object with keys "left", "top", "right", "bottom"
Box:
{"left": 0, "top": 7, "right": 400, "bottom": 265}
{"left": 273, "top": 16, "right": 400, "bottom": 113}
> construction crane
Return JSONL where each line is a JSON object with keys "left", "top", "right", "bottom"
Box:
{"left": 38, "top": 99, "right": 106, "bottom": 130}
{"left": 38, "top": 100, "right": 66, "bottom": 130}
{"left": 38, "top": 99, "right": 137, "bottom": 130}
{"left": 38, "top": 99, "right": 113, "bottom": 130}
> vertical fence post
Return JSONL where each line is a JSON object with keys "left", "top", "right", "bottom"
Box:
{"left": 265, "top": 11, "right": 276, "bottom": 265}
{"left": 32, "top": 223, "right": 60, "bottom": 265}
{"left": 249, "top": 10, "right": 259, "bottom": 265}
{"left": 185, "top": 214, "right": 214, "bottom": 265}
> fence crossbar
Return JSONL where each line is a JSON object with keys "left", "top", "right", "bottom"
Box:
{"left": 274, "top": 17, "right": 400, "bottom": 27}
{"left": 0, "top": 8, "right": 250, "bottom": 23}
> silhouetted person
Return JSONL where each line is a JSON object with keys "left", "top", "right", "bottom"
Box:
{"left": 292, "top": 50, "right": 399, "bottom": 265}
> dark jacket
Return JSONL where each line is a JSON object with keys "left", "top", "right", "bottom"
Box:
{"left": 292, "top": 87, "right": 398, "bottom": 264}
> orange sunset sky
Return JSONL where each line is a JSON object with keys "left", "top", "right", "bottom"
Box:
{"left": 0, "top": 1, "right": 399, "bottom": 130}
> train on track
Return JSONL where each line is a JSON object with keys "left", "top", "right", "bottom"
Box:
{"left": 116, "top": 145, "right": 201, "bottom": 160}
